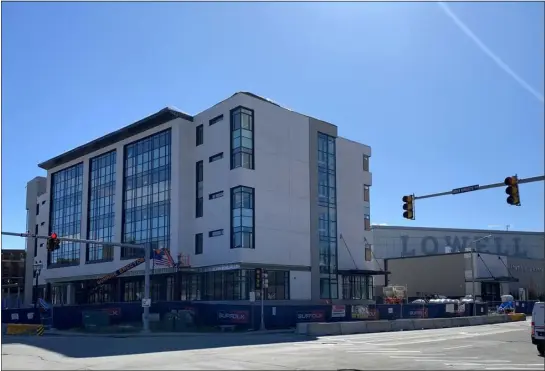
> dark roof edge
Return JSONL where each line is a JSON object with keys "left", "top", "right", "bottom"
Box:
{"left": 38, "top": 108, "right": 193, "bottom": 171}
{"left": 38, "top": 91, "right": 334, "bottom": 172}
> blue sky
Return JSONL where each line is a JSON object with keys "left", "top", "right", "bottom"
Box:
{"left": 2, "top": 2, "right": 544, "bottom": 250}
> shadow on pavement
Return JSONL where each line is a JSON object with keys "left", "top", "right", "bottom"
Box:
{"left": 2, "top": 332, "right": 318, "bottom": 358}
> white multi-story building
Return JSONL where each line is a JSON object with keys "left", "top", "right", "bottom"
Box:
{"left": 24, "top": 92, "right": 377, "bottom": 306}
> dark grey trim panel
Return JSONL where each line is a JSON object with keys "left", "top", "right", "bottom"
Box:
{"left": 308, "top": 117, "right": 337, "bottom": 301}
{"left": 38, "top": 108, "right": 192, "bottom": 170}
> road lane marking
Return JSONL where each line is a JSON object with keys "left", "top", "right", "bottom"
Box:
{"left": 389, "top": 356, "right": 475, "bottom": 359}
{"left": 444, "top": 361, "right": 513, "bottom": 365}
{"left": 371, "top": 328, "right": 523, "bottom": 346}
{"left": 485, "top": 367, "right": 544, "bottom": 370}
{"left": 443, "top": 344, "right": 474, "bottom": 350}
{"left": 346, "top": 350, "right": 421, "bottom": 353}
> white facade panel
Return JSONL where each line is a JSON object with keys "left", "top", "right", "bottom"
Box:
{"left": 290, "top": 271, "right": 311, "bottom": 300}
{"left": 211, "top": 94, "right": 312, "bottom": 268}
{"left": 336, "top": 137, "right": 375, "bottom": 272}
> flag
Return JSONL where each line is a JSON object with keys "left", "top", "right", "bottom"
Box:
{"left": 152, "top": 248, "right": 174, "bottom": 268}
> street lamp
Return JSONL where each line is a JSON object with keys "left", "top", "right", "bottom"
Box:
{"left": 33, "top": 261, "right": 43, "bottom": 309}
{"left": 468, "top": 235, "right": 492, "bottom": 316}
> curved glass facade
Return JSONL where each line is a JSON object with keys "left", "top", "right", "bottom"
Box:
{"left": 49, "top": 163, "right": 84, "bottom": 266}
{"left": 121, "top": 130, "right": 172, "bottom": 259}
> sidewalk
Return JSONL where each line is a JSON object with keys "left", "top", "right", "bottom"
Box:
{"left": 44, "top": 328, "right": 294, "bottom": 338}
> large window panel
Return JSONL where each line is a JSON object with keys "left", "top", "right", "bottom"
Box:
{"left": 87, "top": 151, "right": 116, "bottom": 262}
{"left": 342, "top": 275, "right": 374, "bottom": 300}
{"left": 231, "top": 186, "right": 254, "bottom": 249}
{"left": 49, "top": 163, "right": 84, "bottom": 266}
{"left": 317, "top": 132, "right": 338, "bottom": 299}
{"left": 122, "top": 130, "right": 172, "bottom": 259}
{"left": 230, "top": 107, "right": 254, "bottom": 170}
{"left": 265, "top": 271, "right": 290, "bottom": 300}
{"left": 196, "top": 161, "right": 203, "bottom": 218}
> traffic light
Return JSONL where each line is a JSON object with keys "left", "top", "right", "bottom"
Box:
{"left": 402, "top": 195, "right": 415, "bottom": 220}
{"left": 254, "top": 268, "right": 262, "bottom": 290}
{"left": 46, "top": 233, "right": 61, "bottom": 252}
{"left": 263, "top": 272, "right": 269, "bottom": 289}
{"left": 504, "top": 176, "right": 521, "bottom": 206}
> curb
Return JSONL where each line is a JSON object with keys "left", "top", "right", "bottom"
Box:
{"left": 296, "top": 314, "right": 525, "bottom": 336}
{"left": 43, "top": 328, "right": 294, "bottom": 338}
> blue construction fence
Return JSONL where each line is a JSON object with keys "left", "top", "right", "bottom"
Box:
{"left": 2, "top": 300, "right": 538, "bottom": 331}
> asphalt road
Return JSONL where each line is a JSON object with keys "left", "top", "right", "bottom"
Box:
{"left": 2, "top": 320, "right": 543, "bottom": 370}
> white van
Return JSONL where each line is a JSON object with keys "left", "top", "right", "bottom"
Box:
{"left": 531, "top": 302, "right": 545, "bottom": 356}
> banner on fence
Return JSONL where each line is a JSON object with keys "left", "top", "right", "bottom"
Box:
{"left": 297, "top": 310, "right": 325, "bottom": 322}
{"left": 331, "top": 305, "right": 346, "bottom": 318}
{"left": 351, "top": 305, "right": 377, "bottom": 320}
{"left": 217, "top": 310, "right": 249, "bottom": 324}
{"left": 407, "top": 307, "right": 428, "bottom": 318}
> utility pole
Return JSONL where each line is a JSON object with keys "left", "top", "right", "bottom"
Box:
{"left": 1, "top": 231, "right": 152, "bottom": 333}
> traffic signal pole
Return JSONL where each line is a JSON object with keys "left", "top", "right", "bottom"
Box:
{"left": 413, "top": 175, "right": 545, "bottom": 201}
{"left": 1, "top": 231, "right": 153, "bottom": 333}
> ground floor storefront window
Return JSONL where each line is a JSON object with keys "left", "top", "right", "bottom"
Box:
{"left": 342, "top": 275, "right": 373, "bottom": 300}
{"left": 72, "top": 268, "right": 291, "bottom": 304}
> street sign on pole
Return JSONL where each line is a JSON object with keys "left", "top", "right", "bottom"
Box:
{"left": 414, "top": 175, "right": 544, "bottom": 201}
{"left": 451, "top": 184, "right": 480, "bottom": 195}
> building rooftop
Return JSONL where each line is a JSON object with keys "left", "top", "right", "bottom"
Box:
{"left": 37, "top": 92, "right": 317, "bottom": 171}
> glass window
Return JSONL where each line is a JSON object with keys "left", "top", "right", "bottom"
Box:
{"left": 89, "top": 283, "right": 114, "bottom": 304}
{"left": 209, "top": 191, "right": 224, "bottom": 200}
{"left": 49, "top": 163, "right": 84, "bottom": 266}
{"left": 196, "top": 161, "right": 203, "bottom": 218}
{"left": 320, "top": 278, "right": 338, "bottom": 300}
{"left": 230, "top": 107, "right": 254, "bottom": 170}
{"left": 209, "top": 152, "right": 223, "bottom": 163}
{"left": 123, "top": 280, "right": 143, "bottom": 302}
{"left": 196, "top": 124, "right": 203, "bottom": 146}
{"left": 342, "top": 275, "right": 373, "bottom": 300}
{"left": 87, "top": 151, "right": 116, "bottom": 262}
{"left": 231, "top": 186, "right": 254, "bottom": 249}
{"left": 209, "top": 229, "right": 223, "bottom": 237}
{"left": 264, "top": 271, "right": 290, "bottom": 300}
{"left": 34, "top": 224, "right": 38, "bottom": 257}
{"left": 122, "top": 130, "right": 172, "bottom": 259}
{"left": 317, "top": 132, "right": 338, "bottom": 298}
{"left": 209, "top": 114, "right": 224, "bottom": 126}
{"left": 363, "top": 155, "right": 370, "bottom": 172}
{"left": 364, "top": 214, "right": 371, "bottom": 231}
{"left": 364, "top": 185, "right": 370, "bottom": 202}
{"left": 195, "top": 233, "right": 203, "bottom": 255}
